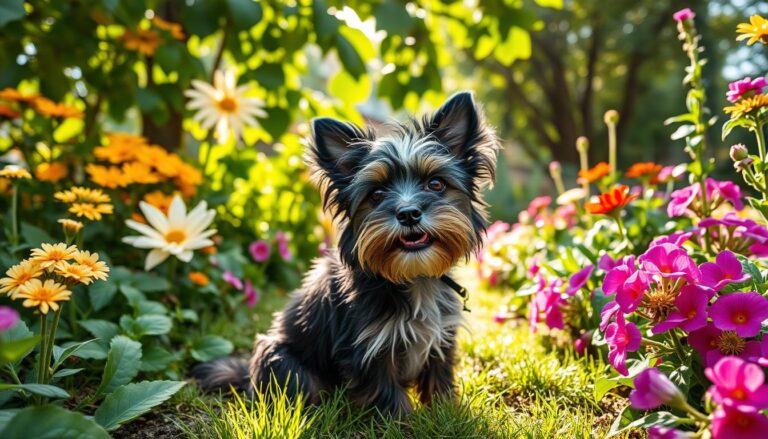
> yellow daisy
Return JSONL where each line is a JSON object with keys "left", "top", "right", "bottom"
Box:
{"left": 58, "top": 218, "right": 84, "bottom": 233}
{"left": 71, "top": 187, "right": 111, "bottom": 203}
{"left": 35, "top": 162, "right": 69, "bottom": 182}
{"left": 0, "top": 260, "right": 44, "bottom": 297}
{"left": 0, "top": 165, "right": 31, "bottom": 180}
{"left": 29, "top": 243, "right": 78, "bottom": 270}
{"left": 69, "top": 202, "right": 114, "bottom": 221}
{"left": 724, "top": 95, "right": 768, "bottom": 119}
{"left": 736, "top": 15, "right": 768, "bottom": 46}
{"left": 15, "top": 279, "right": 72, "bottom": 314}
{"left": 55, "top": 263, "right": 95, "bottom": 285}
{"left": 72, "top": 250, "right": 109, "bottom": 281}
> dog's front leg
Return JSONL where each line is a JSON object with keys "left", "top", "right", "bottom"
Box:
{"left": 348, "top": 357, "right": 412, "bottom": 417}
{"left": 417, "top": 337, "right": 457, "bottom": 405}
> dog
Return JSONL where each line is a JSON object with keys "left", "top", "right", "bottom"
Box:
{"left": 191, "top": 91, "right": 499, "bottom": 416}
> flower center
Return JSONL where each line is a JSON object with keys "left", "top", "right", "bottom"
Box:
{"left": 687, "top": 309, "right": 697, "bottom": 319}
{"left": 717, "top": 331, "right": 746, "bottom": 355}
{"left": 165, "top": 229, "right": 187, "bottom": 244}
{"left": 732, "top": 388, "right": 747, "bottom": 400}
{"left": 732, "top": 312, "right": 748, "bottom": 324}
{"left": 216, "top": 96, "right": 238, "bottom": 113}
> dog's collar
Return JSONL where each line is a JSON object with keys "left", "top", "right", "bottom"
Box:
{"left": 440, "top": 275, "right": 470, "bottom": 312}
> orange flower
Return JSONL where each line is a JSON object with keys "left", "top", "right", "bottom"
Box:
{"left": 188, "top": 271, "right": 209, "bottom": 286}
{"left": 152, "top": 17, "right": 185, "bottom": 40}
{"left": 625, "top": 162, "right": 663, "bottom": 180}
{"left": 121, "top": 162, "right": 162, "bottom": 184}
{"left": 31, "top": 97, "right": 83, "bottom": 119}
{"left": 585, "top": 185, "right": 639, "bottom": 215}
{"left": 174, "top": 163, "right": 203, "bottom": 197}
{"left": 86, "top": 164, "right": 129, "bottom": 188}
{"left": 106, "top": 132, "right": 148, "bottom": 147}
{"left": 0, "top": 88, "right": 38, "bottom": 103}
{"left": 143, "top": 190, "right": 175, "bottom": 214}
{"left": 577, "top": 162, "right": 611, "bottom": 184}
{"left": 35, "top": 162, "right": 69, "bottom": 182}
{"left": 120, "top": 28, "right": 161, "bottom": 56}
{"left": 0, "top": 104, "right": 20, "bottom": 119}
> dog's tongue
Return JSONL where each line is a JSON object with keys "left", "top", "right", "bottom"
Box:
{"left": 399, "top": 232, "right": 429, "bottom": 248}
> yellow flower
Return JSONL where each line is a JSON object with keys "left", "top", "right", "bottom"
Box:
{"left": 69, "top": 202, "right": 114, "bottom": 221}
{"left": 143, "top": 190, "right": 175, "bottom": 214}
{"left": 152, "top": 17, "right": 185, "bottom": 40}
{"left": 0, "top": 88, "right": 38, "bottom": 103}
{"left": 120, "top": 28, "right": 161, "bottom": 56}
{"left": 71, "top": 187, "right": 111, "bottom": 203}
{"left": 121, "top": 162, "right": 162, "bottom": 184}
{"left": 0, "top": 165, "right": 31, "bottom": 180}
{"left": 94, "top": 142, "right": 141, "bottom": 164}
{"left": 86, "top": 164, "right": 129, "bottom": 188}
{"left": 55, "top": 263, "right": 95, "bottom": 285}
{"left": 736, "top": 15, "right": 768, "bottom": 46}
{"left": 35, "top": 162, "right": 69, "bottom": 182}
{"left": 29, "top": 243, "right": 78, "bottom": 270}
{"left": 174, "top": 163, "right": 203, "bottom": 197}
{"left": 0, "top": 260, "right": 43, "bottom": 297}
{"left": 72, "top": 250, "right": 109, "bottom": 281}
{"left": 31, "top": 97, "right": 83, "bottom": 119}
{"left": 724, "top": 95, "right": 768, "bottom": 119}
{"left": 58, "top": 218, "right": 84, "bottom": 233}
{"left": 188, "top": 271, "right": 209, "bottom": 286}
{"left": 15, "top": 279, "right": 72, "bottom": 314}
{"left": 54, "top": 189, "right": 78, "bottom": 203}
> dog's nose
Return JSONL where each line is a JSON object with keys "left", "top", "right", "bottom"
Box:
{"left": 396, "top": 207, "right": 422, "bottom": 226}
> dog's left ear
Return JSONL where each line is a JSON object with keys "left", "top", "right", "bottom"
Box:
{"left": 428, "top": 92, "right": 499, "bottom": 188}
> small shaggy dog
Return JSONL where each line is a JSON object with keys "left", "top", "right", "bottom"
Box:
{"left": 191, "top": 91, "right": 499, "bottom": 416}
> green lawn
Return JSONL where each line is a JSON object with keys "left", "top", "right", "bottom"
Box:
{"left": 130, "top": 270, "right": 629, "bottom": 438}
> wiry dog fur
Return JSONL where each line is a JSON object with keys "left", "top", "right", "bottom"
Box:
{"left": 191, "top": 92, "right": 499, "bottom": 416}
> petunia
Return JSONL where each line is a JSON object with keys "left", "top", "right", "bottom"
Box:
{"left": 615, "top": 270, "right": 650, "bottom": 313}
{"left": 705, "top": 356, "right": 768, "bottom": 410}
{"left": 688, "top": 323, "right": 762, "bottom": 367}
{"left": 726, "top": 77, "right": 768, "bottom": 103}
{"left": 647, "top": 425, "right": 695, "bottom": 439}
{"left": 710, "top": 292, "right": 768, "bottom": 338}
{"left": 711, "top": 404, "right": 768, "bottom": 439}
{"left": 275, "top": 231, "right": 292, "bottom": 261}
{"left": 639, "top": 243, "right": 701, "bottom": 283}
{"left": 0, "top": 306, "right": 19, "bottom": 331}
{"left": 600, "top": 300, "right": 621, "bottom": 332}
{"left": 649, "top": 231, "right": 694, "bottom": 248}
{"left": 244, "top": 280, "right": 259, "bottom": 308}
{"left": 605, "top": 313, "right": 641, "bottom": 375}
{"left": 672, "top": 8, "right": 695, "bottom": 22}
{"left": 566, "top": 265, "right": 594, "bottom": 296}
{"left": 629, "top": 368, "right": 685, "bottom": 410}
{"left": 248, "top": 240, "right": 271, "bottom": 262}
{"left": 651, "top": 284, "right": 709, "bottom": 334}
{"left": 700, "top": 251, "right": 750, "bottom": 293}
{"left": 222, "top": 271, "right": 243, "bottom": 290}
{"left": 598, "top": 253, "right": 618, "bottom": 271}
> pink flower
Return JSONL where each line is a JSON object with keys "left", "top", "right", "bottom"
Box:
{"left": 639, "top": 243, "right": 701, "bottom": 283}
{"left": 574, "top": 332, "right": 591, "bottom": 356}
{"left": 650, "top": 231, "right": 693, "bottom": 248}
{"left": 529, "top": 280, "right": 564, "bottom": 332}
{"left": 651, "top": 284, "right": 709, "bottom": 334}
{"left": 0, "top": 306, "right": 19, "bottom": 331}
{"left": 603, "top": 257, "right": 637, "bottom": 293}
{"left": 598, "top": 254, "right": 618, "bottom": 271}
{"left": 600, "top": 300, "right": 620, "bottom": 332}
{"left": 705, "top": 356, "right": 768, "bottom": 410}
{"left": 672, "top": 8, "right": 694, "bottom": 22}
{"left": 629, "top": 368, "right": 685, "bottom": 410}
{"left": 668, "top": 179, "right": 743, "bottom": 217}
{"left": 493, "top": 311, "right": 512, "bottom": 324}
{"left": 688, "top": 323, "right": 762, "bottom": 367}
{"left": 668, "top": 184, "right": 699, "bottom": 217}
{"left": 566, "top": 265, "right": 593, "bottom": 296}
{"left": 243, "top": 280, "right": 259, "bottom": 307}
{"left": 484, "top": 220, "right": 510, "bottom": 244}
{"left": 700, "top": 251, "right": 750, "bottom": 293}
{"left": 275, "top": 232, "right": 292, "bottom": 261}
{"left": 710, "top": 292, "right": 768, "bottom": 338}
{"left": 712, "top": 404, "right": 768, "bottom": 439}
{"left": 711, "top": 179, "right": 744, "bottom": 211}
{"left": 248, "top": 240, "right": 271, "bottom": 262}
{"left": 647, "top": 426, "right": 694, "bottom": 439}
{"left": 726, "top": 77, "right": 767, "bottom": 103}
{"left": 222, "top": 271, "right": 243, "bottom": 290}
{"left": 605, "top": 314, "right": 641, "bottom": 375}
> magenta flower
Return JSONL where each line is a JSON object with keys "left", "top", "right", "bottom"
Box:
{"left": 672, "top": 8, "right": 694, "bottom": 22}
{"left": 616, "top": 270, "right": 651, "bottom": 313}
{"left": 248, "top": 240, "right": 271, "bottom": 262}
{"left": 493, "top": 311, "right": 511, "bottom": 324}
{"left": 605, "top": 313, "right": 641, "bottom": 375}
{"left": 667, "top": 184, "right": 699, "bottom": 217}
{"left": 0, "top": 306, "right": 19, "bottom": 331}
{"left": 243, "top": 280, "right": 259, "bottom": 307}
{"left": 526, "top": 196, "right": 551, "bottom": 216}
{"left": 629, "top": 367, "right": 685, "bottom": 410}
{"left": 275, "top": 231, "right": 292, "bottom": 261}
{"left": 668, "top": 179, "right": 743, "bottom": 217}
{"left": 603, "top": 257, "right": 636, "bottom": 295}
{"left": 639, "top": 243, "right": 701, "bottom": 283}
{"left": 484, "top": 220, "right": 510, "bottom": 244}
{"left": 712, "top": 179, "right": 744, "bottom": 210}
{"left": 712, "top": 404, "right": 768, "bottom": 439}
{"left": 651, "top": 284, "right": 709, "bottom": 334}
{"left": 598, "top": 254, "right": 618, "bottom": 271}
{"left": 700, "top": 251, "right": 750, "bottom": 292}
{"left": 650, "top": 231, "right": 693, "bottom": 248}
{"left": 566, "top": 265, "right": 594, "bottom": 296}
{"left": 529, "top": 281, "right": 564, "bottom": 332}
{"left": 688, "top": 323, "right": 762, "bottom": 367}
{"left": 705, "top": 356, "right": 768, "bottom": 410}
{"left": 647, "top": 426, "right": 694, "bottom": 439}
{"left": 574, "top": 332, "right": 591, "bottom": 356}
{"left": 600, "top": 300, "right": 620, "bottom": 332}
{"left": 726, "top": 77, "right": 767, "bottom": 103}
{"left": 222, "top": 271, "right": 243, "bottom": 290}
{"left": 710, "top": 292, "right": 768, "bottom": 338}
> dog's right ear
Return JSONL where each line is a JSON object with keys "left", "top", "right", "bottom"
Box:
{"left": 306, "top": 117, "right": 370, "bottom": 182}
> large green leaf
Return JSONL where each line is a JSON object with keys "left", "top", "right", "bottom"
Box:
{"left": 607, "top": 409, "right": 683, "bottom": 437}
{"left": 0, "top": 383, "right": 69, "bottom": 399}
{"left": 0, "top": 336, "right": 39, "bottom": 367}
{"left": 89, "top": 280, "right": 117, "bottom": 312}
{"left": 2, "top": 405, "right": 109, "bottom": 439}
{"left": 226, "top": 0, "right": 262, "bottom": 31}
{"left": 78, "top": 319, "right": 119, "bottom": 348}
{"left": 96, "top": 335, "right": 142, "bottom": 396}
{"left": 190, "top": 335, "right": 234, "bottom": 362}
{"left": 94, "top": 381, "right": 185, "bottom": 431}
{"left": 52, "top": 339, "right": 97, "bottom": 371}
{"left": 0, "top": 0, "right": 24, "bottom": 28}
{"left": 132, "top": 314, "right": 173, "bottom": 336}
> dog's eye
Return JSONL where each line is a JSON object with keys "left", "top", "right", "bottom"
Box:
{"left": 426, "top": 177, "right": 446, "bottom": 192}
{"left": 370, "top": 189, "right": 385, "bottom": 204}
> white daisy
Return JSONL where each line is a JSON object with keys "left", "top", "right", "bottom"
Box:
{"left": 123, "top": 195, "right": 216, "bottom": 271}
{"left": 184, "top": 67, "right": 267, "bottom": 142}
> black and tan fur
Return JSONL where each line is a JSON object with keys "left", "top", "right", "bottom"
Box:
{"left": 191, "top": 92, "right": 499, "bottom": 416}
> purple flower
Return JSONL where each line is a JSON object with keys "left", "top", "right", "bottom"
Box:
{"left": 647, "top": 426, "right": 695, "bottom": 439}
{"left": 711, "top": 179, "right": 744, "bottom": 210}
{"left": 248, "top": 240, "right": 271, "bottom": 262}
{"left": 650, "top": 231, "right": 694, "bottom": 248}
{"left": 639, "top": 243, "right": 701, "bottom": 283}
{"left": 668, "top": 184, "right": 699, "bottom": 217}
{"left": 712, "top": 404, "right": 768, "bottom": 439}
{"left": 566, "top": 265, "right": 593, "bottom": 296}
{"left": 727, "top": 77, "right": 768, "bottom": 103}
{"left": 668, "top": 179, "right": 744, "bottom": 217}
{"left": 700, "top": 251, "right": 750, "bottom": 292}
{"left": 710, "top": 292, "right": 768, "bottom": 338}
{"left": 0, "top": 306, "right": 19, "bottom": 331}
{"left": 574, "top": 332, "right": 591, "bottom": 356}
{"left": 222, "top": 271, "right": 243, "bottom": 290}
{"left": 672, "top": 8, "right": 694, "bottom": 22}
{"left": 602, "top": 257, "right": 650, "bottom": 312}
{"left": 243, "top": 280, "right": 259, "bottom": 307}
{"left": 705, "top": 356, "right": 768, "bottom": 410}
{"left": 598, "top": 254, "right": 618, "bottom": 271}
{"left": 689, "top": 323, "right": 762, "bottom": 367}
{"left": 600, "top": 300, "right": 620, "bottom": 332}
{"left": 629, "top": 368, "right": 685, "bottom": 410}
{"left": 605, "top": 314, "right": 641, "bottom": 376}
{"left": 529, "top": 280, "right": 564, "bottom": 333}
{"left": 652, "top": 284, "right": 709, "bottom": 334}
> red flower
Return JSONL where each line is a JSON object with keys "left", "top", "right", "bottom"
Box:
{"left": 585, "top": 185, "right": 639, "bottom": 215}
{"left": 577, "top": 162, "right": 611, "bottom": 184}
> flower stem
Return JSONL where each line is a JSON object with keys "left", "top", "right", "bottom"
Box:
{"left": 45, "top": 307, "right": 63, "bottom": 383}
{"left": 669, "top": 329, "right": 687, "bottom": 363}
{"left": 166, "top": 256, "right": 177, "bottom": 294}
{"left": 608, "top": 124, "right": 617, "bottom": 182}
{"left": 10, "top": 184, "right": 18, "bottom": 250}
{"left": 37, "top": 314, "right": 48, "bottom": 403}
{"left": 681, "top": 400, "right": 710, "bottom": 424}
{"left": 755, "top": 122, "right": 768, "bottom": 201}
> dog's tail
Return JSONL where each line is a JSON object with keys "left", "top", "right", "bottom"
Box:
{"left": 189, "top": 357, "right": 250, "bottom": 392}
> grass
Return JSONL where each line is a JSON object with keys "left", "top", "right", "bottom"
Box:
{"left": 139, "top": 269, "right": 630, "bottom": 438}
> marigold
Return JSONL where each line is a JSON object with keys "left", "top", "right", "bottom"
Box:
{"left": 30, "top": 243, "right": 78, "bottom": 270}
{"left": 15, "top": 279, "right": 72, "bottom": 314}
{"left": 35, "top": 162, "right": 68, "bottom": 182}
{"left": 724, "top": 95, "right": 768, "bottom": 119}
{"left": 736, "top": 15, "right": 768, "bottom": 46}
{"left": 72, "top": 250, "right": 109, "bottom": 281}
{"left": 577, "top": 162, "right": 611, "bottom": 184}
{"left": 93, "top": 142, "right": 140, "bottom": 164}
{"left": 106, "top": 132, "right": 148, "bottom": 147}
{"left": 55, "top": 263, "right": 95, "bottom": 284}
{"left": 585, "top": 185, "right": 639, "bottom": 215}
{"left": 0, "top": 104, "right": 20, "bottom": 119}
{"left": 152, "top": 17, "right": 185, "bottom": 40}
{"left": 188, "top": 271, "right": 209, "bottom": 286}
{"left": 143, "top": 191, "right": 175, "bottom": 214}
{"left": 625, "top": 162, "right": 663, "bottom": 180}
{"left": 121, "top": 162, "right": 162, "bottom": 184}
{"left": 69, "top": 202, "right": 114, "bottom": 221}
{"left": 86, "top": 164, "right": 129, "bottom": 188}
{"left": 175, "top": 163, "right": 203, "bottom": 197}
{"left": 120, "top": 28, "right": 161, "bottom": 56}
{"left": 0, "top": 165, "right": 31, "bottom": 180}
{"left": 58, "top": 218, "right": 84, "bottom": 233}
{"left": 31, "top": 97, "right": 83, "bottom": 119}
{"left": 0, "top": 260, "right": 43, "bottom": 297}
{"left": 0, "top": 88, "right": 37, "bottom": 103}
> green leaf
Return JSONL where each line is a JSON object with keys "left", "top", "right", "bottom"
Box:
{"left": 0, "top": 383, "right": 69, "bottom": 399}
{"left": 20, "top": 223, "right": 54, "bottom": 248}
{"left": 94, "top": 381, "right": 185, "bottom": 431}
{"left": 89, "top": 280, "right": 117, "bottom": 312}
{"left": 373, "top": 2, "right": 414, "bottom": 36}
{"left": 607, "top": 410, "right": 683, "bottom": 437}
{"left": 0, "top": 336, "right": 39, "bottom": 367}
{"left": 190, "top": 335, "right": 234, "bottom": 362}
{"left": 335, "top": 34, "right": 366, "bottom": 79}
{"left": 226, "top": 0, "right": 262, "bottom": 31}
{"left": 139, "top": 345, "right": 175, "bottom": 372}
{"left": 1, "top": 405, "right": 109, "bottom": 439}
{"left": 133, "top": 315, "right": 173, "bottom": 336}
{"left": 96, "top": 335, "right": 142, "bottom": 396}
{"left": 78, "top": 319, "right": 119, "bottom": 348}
{"left": 0, "top": 0, "right": 24, "bottom": 28}
{"left": 130, "top": 272, "right": 171, "bottom": 292}
{"left": 594, "top": 357, "right": 652, "bottom": 401}
{"left": 52, "top": 368, "right": 84, "bottom": 379}
{"left": 52, "top": 339, "right": 97, "bottom": 371}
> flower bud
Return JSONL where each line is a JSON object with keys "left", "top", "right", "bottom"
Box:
{"left": 730, "top": 143, "right": 749, "bottom": 161}
{"left": 734, "top": 157, "right": 754, "bottom": 172}
{"left": 576, "top": 136, "right": 590, "bottom": 153}
{"left": 548, "top": 161, "right": 561, "bottom": 176}
{"left": 603, "top": 110, "right": 620, "bottom": 125}
{"left": 629, "top": 368, "right": 686, "bottom": 410}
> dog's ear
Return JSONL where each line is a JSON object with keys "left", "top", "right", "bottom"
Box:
{"left": 428, "top": 91, "right": 499, "bottom": 188}
{"left": 307, "top": 117, "right": 370, "bottom": 180}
